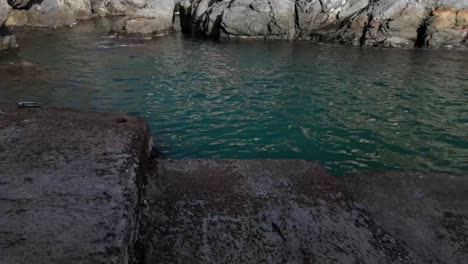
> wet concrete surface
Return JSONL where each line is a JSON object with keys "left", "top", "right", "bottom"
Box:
{"left": 0, "top": 104, "right": 467, "bottom": 264}
{"left": 139, "top": 159, "right": 468, "bottom": 264}
{"left": 341, "top": 172, "right": 468, "bottom": 264}
{"left": 0, "top": 104, "right": 151, "bottom": 264}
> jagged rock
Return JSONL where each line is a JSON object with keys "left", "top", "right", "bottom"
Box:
{"left": 423, "top": 8, "right": 468, "bottom": 48}
{"left": 5, "top": 0, "right": 175, "bottom": 36}
{"left": 335, "top": 0, "right": 429, "bottom": 48}
{"left": 6, "top": 0, "right": 93, "bottom": 27}
{"left": 1, "top": 0, "right": 467, "bottom": 49}
{"left": 180, "top": 0, "right": 297, "bottom": 39}
{"left": 0, "top": 0, "right": 16, "bottom": 51}
{"left": 178, "top": 0, "right": 468, "bottom": 48}
{"left": 295, "top": 0, "right": 357, "bottom": 39}
{"left": 0, "top": 0, "right": 11, "bottom": 25}
{"left": 221, "top": 0, "right": 296, "bottom": 39}
{"left": 0, "top": 0, "right": 176, "bottom": 50}
{"left": 0, "top": 25, "right": 17, "bottom": 50}
{"left": 109, "top": 0, "right": 175, "bottom": 37}
{"left": 91, "top": 0, "right": 148, "bottom": 16}
{"left": 6, "top": 0, "right": 35, "bottom": 9}
{"left": 179, "top": 0, "right": 228, "bottom": 37}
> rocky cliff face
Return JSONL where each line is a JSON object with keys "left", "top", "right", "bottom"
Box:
{"left": 179, "top": 0, "right": 468, "bottom": 48}
{"left": 1, "top": 0, "right": 467, "bottom": 51}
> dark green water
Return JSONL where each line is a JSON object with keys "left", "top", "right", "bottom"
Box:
{"left": 1, "top": 19, "right": 467, "bottom": 175}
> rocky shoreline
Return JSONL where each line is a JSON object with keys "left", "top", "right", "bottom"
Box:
{"left": 0, "top": 0, "right": 176, "bottom": 51}
{"left": 180, "top": 0, "right": 468, "bottom": 48}
{"left": 1, "top": 0, "right": 467, "bottom": 51}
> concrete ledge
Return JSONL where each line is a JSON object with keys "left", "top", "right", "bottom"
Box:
{"left": 140, "top": 160, "right": 421, "bottom": 263}
{"left": 0, "top": 105, "right": 466, "bottom": 264}
{"left": 0, "top": 104, "right": 151, "bottom": 264}
{"left": 341, "top": 172, "right": 468, "bottom": 264}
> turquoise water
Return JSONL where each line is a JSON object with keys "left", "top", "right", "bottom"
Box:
{"left": 1, "top": 19, "right": 467, "bottom": 175}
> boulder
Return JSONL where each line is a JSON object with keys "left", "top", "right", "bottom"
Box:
{"left": 0, "top": 0, "right": 16, "bottom": 51}
{"left": 5, "top": 0, "right": 175, "bottom": 36}
{"left": 109, "top": 0, "right": 175, "bottom": 37}
{"left": 221, "top": 0, "right": 296, "bottom": 39}
{"left": 0, "top": 25, "right": 18, "bottom": 51}
{"left": 295, "top": 0, "right": 362, "bottom": 39}
{"left": 180, "top": 0, "right": 296, "bottom": 39}
{"left": 423, "top": 8, "right": 468, "bottom": 48}
{"left": 336, "top": 0, "right": 428, "bottom": 48}
{"left": 91, "top": 0, "right": 146, "bottom": 16}
{"left": 0, "top": 0, "right": 11, "bottom": 26}
{"left": 6, "top": 0, "right": 93, "bottom": 27}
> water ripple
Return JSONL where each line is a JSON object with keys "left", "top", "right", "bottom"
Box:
{"left": 1, "top": 19, "right": 467, "bottom": 175}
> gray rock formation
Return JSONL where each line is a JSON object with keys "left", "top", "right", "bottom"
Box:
{"left": 3, "top": 0, "right": 175, "bottom": 36}
{"left": 109, "top": 0, "right": 175, "bottom": 37}
{"left": 0, "top": 26, "right": 17, "bottom": 51}
{"left": 332, "top": 0, "right": 429, "bottom": 48}
{"left": 0, "top": 0, "right": 16, "bottom": 50}
{"left": 0, "top": 0, "right": 11, "bottom": 26}
{"left": 423, "top": 8, "right": 468, "bottom": 48}
{"left": 6, "top": 0, "right": 92, "bottom": 27}
{"left": 179, "top": 0, "right": 468, "bottom": 48}
{"left": 179, "top": 0, "right": 296, "bottom": 39}
{"left": 1, "top": 0, "right": 467, "bottom": 50}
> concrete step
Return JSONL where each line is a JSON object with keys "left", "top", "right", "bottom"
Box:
{"left": 1, "top": 104, "right": 466, "bottom": 264}
{"left": 341, "top": 171, "right": 468, "bottom": 264}
{"left": 0, "top": 104, "right": 151, "bottom": 264}
{"left": 139, "top": 159, "right": 467, "bottom": 264}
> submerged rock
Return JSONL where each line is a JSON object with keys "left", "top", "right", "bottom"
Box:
{"left": 0, "top": 61, "right": 48, "bottom": 80}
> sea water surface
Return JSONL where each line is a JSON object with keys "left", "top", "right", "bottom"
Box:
{"left": 1, "top": 19, "right": 467, "bottom": 176}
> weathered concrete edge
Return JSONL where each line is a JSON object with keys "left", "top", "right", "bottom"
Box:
{"left": 339, "top": 171, "right": 468, "bottom": 263}
{"left": 1, "top": 104, "right": 466, "bottom": 264}
{"left": 0, "top": 103, "right": 154, "bottom": 264}
{"left": 139, "top": 159, "right": 468, "bottom": 263}
{"left": 125, "top": 117, "right": 153, "bottom": 264}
